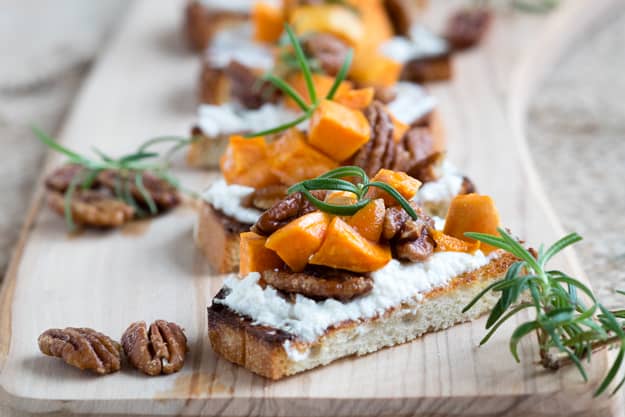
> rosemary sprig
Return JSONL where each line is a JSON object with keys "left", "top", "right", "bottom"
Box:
{"left": 245, "top": 24, "right": 353, "bottom": 138}
{"left": 463, "top": 228, "right": 625, "bottom": 396}
{"left": 34, "top": 127, "right": 196, "bottom": 231}
{"left": 287, "top": 166, "right": 419, "bottom": 219}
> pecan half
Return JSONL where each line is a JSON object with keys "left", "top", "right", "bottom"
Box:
{"left": 241, "top": 185, "right": 288, "bottom": 211}
{"left": 38, "top": 327, "right": 121, "bottom": 375}
{"left": 252, "top": 190, "right": 325, "bottom": 236}
{"left": 44, "top": 164, "right": 89, "bottom": 193}
{"left": 47, "top": 189, "right": 135, "bottom": 227}
{"left": 352, "top": 101, "right": 397, "bottom": 177}
{"left": 121, "top": 320, "right": 188, "bottom": 376}
{"left": 383, "top": 0, "right": 417, "bottom": 36}
{"left": 382, "top": 204, "right": 436, "bottom": 262}
{"left": 302, "top": 33, "right": 349, "bottom": 76}
{"left": 262, "top": 266, "right": 373, "bottom": 301}
{"left": 97, "top": 170, "right": 180, "bottom": 210}
{"left": 444, "top": 8, "right": 493, "bottom": 51}
{"left": 225, "top": 60, "right": 280, "bottom": 109}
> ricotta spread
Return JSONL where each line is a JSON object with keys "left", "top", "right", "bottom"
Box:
{"left": 217, "top": 250, "right": 499, "bottom": 342}
{"left": 198, "top": 0, "right": 279, "bottom": 14}
{"left": 415, "top": 161, "right": 464, "bottom": 205}
{"left": 205, "top": 22, "right": 275, "bottom": 70}
{"left": 380, "top": 25, "right": 449, "bottom": 63}
{"left": 387, "top": 82, "right": 437, "bottom": 125}
{"left": 201, "top": 179, "right": 262, "bottom": 224}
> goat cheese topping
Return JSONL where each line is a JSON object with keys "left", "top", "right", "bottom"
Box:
{"left": 205, "top": 22, "right": 275, "bottom": 70}
{"left": 387, "top": 82, "right": 437, "bottom": 125}
{"left": 198, "top": 0, "right": 279, "bottom": 13}
{"left": 380, "top": 25, "right": 449, "bottom": 63}
{"left": 201, "top": 179, "right": 262, "bottom": 224}
{"left": 216, "top": 250, "right": 499, "bottom": 342}
{"left": 415, "top": 161, "right": 464, "bottom": 206}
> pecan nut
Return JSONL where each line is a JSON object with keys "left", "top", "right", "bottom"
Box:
{"left": 241, "top": 185, "right": 288, "bottom": 211}
{"left": 252, "top": 191, "right": 325, "bottom": 236}
{"left": 47, "top": 189, "right": 135, "bottom": 227}
{"left": 444, "top": 8, "right": 493, "bottom": 51}
{"left": 382, "top": 204, "right": 436, "bottom": 262}
{"left": 225, "top": 60, "right": 281, "bottom": 109}
{"left": 302, "top": 33, "right": 349, "bottom": 76}
{"left": 121, "top": 320, "right": 187, "bottom": 376}
{"left": 97, "top": 170, "right": 180, "bottom": 210}
{"left": 352, "top": 101, "right": 397, "bottom": 177}
{"left": 44, "top": 163, "right": 89, "bottom": 193}
{"left": 38, "top": 327, "right": 122, "bottom": 375}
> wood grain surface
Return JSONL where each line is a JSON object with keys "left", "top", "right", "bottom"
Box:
{"left": 0, "top": 0, "right": 623, "bottom": 415}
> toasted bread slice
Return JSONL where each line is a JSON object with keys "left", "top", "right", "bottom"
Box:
{"left": 184, "top": 1, "right": 249, "bottom": 51}
{"left": 207, "top": 252, "right": 517, "bottom": 379}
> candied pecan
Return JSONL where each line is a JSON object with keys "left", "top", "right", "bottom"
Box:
{"left": 444, "top": 8, "right": 493, "bottom": 51}
{"left": 262, "top": 266, "right": 373, "bottom": 301}
{"left": 395, "top": 226, "right": 436, "bottom": 262}
{"left": 38, "top": 327, "right": 121, "bottom": 375}
{"left": 373, "top": 85, "right": 397, "bottom": 104}
{"left": 398, "top": 127, "right": 443, "bottom": 183}
{"left": 400, "top": 54, "right": 452, "bottom": 84}
{"left": 252, "top": 191, "right": 325, "bottom": 236}
{"left": 382, "top": 205, "right": 436, "bottom": 261}
{"left": 351, "top": 101, "right": 396, "bottom": 177}
{"left": 225, "top": 60, "right": 280, "bottom": 109}
{"left": 302, "top": 33, "right": 349, "bottom": 76}
{"left": 383, "top": 0, "right": 417, "bottom": 36}
{"left": 460, "top": 176, "right": 476, "bottom": 195}
{"left": 121, "top": 320, "right": 188, "bottom": 376}
{"left": 47, "top": 190, "right": 134, "bottom": 227}
{"left": 382, "top": 206, "right": 411, "bottom": 241}
{"left": 241, "top": 185, "right": 288, "bottom": 211}
{"left": 45, "top": 164, "right": 89, "bottom": 193}
{"left": 97, "top": 170, "right": 180, "bottom": 210}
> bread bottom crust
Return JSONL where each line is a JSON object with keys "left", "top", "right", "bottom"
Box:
{"left": 207, "top": 253, "right": 517, "bottom": 379}
{"left": 184, "top": 1, "right": 248, "bottom": 51}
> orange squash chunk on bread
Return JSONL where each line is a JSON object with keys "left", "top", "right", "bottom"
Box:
{"left": 347, "top": 198, "right": 385, "bottom": 242}
{"left": 309, "top": 217, "right": 391, "bottom": 273}
{"left": 325, "top": 190, "right": 358, "bottom": 206}
{"left": 308, "top": 100, "right": 371, "bottom": 162}
{"left": 239, "top": 232, "right": 284, "bottom": 276}
{"left": 290, "top": 4, "right": 364, "bottom": 47}
{"left": 431, "top": 229, "right": 480, "bottom": 253}
{"left": 365, "top": 169, "right": 421, "bottom": 206}
{"left": 334, "top": 87, "right": 374, "bottom": 110}
{"left": 252, "top": 2, "right": 284, "bottom": 43}
{"left": 220, "top": 135, "right": 280, "bottom": 188}
{"left": 284, "top": 73, "right": 352, "bottom": 111}
{"left": 349, "top": 50, "right": 402, "bottom": 88}
{"left": 443, "top": 194, "right": 501, "bottom": 254}
{"left": 268, "top": 129, "right": 338, "bottom": 185}
{"left": 265, "top": 212, "right": 331, "bottom": 272}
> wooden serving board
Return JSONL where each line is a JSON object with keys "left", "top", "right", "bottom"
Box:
{"left": 1, "top": 0, "right": 623, "bottom": 415}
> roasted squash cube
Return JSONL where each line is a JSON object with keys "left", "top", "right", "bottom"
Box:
{"left": 240, "top": 232, "right": 284, "bottom": 276}
{"left": 309, "top": 217, "right": 391, "bottom": 272}
{"left": 290, "top": 4, "right": 364, "bottom": 47}
{"left": 220, "top": 135, "right": 280, "bottom": 188}
{"left": 335, "top": 87, "right": 374, "bottom": 110}
{"left": 284, "top": 72, "right": 352, "bottom": 111}
{"left": 253, "top": 2, "right": 284, "bottom": 43}
{"left": 347, "top": 198, "right": 385, "bottom": 242}
{"left": 443, "top": 194, "right": 501, "bottom": 254}
{"left": 350, "top": 49, "right": 402, "bottom": 88}
{"left": 308, "top": 100, "right": 371, "bottom": 162}
{"left": 265, "top": 212, "right": 331, "bottom": 272}
{"left": 365, "top": 169, "right": 421, "bottom": 206}
{"left": 431, "top": 229, "right": 480, "bottom": 253}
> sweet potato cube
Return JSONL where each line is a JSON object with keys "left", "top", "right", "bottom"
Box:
{"left": 389, "top": 111, "right": 409, "bottom": 142}
{"left": 252, "top": 2, "right": 284, "bottom": 43}
{"left": 268, "top": 129, "right": 338, "bottom": 185}
{"left": 309, "top": 217, "right": 391, "bottom": 272}
{"left": 220, "top": 135, "right": 280, "bottom": 188}
{"left": 347, "top": 198, "right": 385, "bottom": 242}
{"left": 290, "top": 4, "right": 364, "bottom": 47}
{"left": 265, "top": 212, "right": 331, "bottom": 272}
{"left": 325, "top": 190, "right": 358, "bottom": 206}
{"left": 285, "top": 72, "right": 352, "bottom": 111}
{"left": 239, "top": 232, "right": 284, "bottom": 276}
{"left": 431, "top": 229, "right": 480, "bottom": 253}
{"left": 350, "top": 49, "right": 402, "bottom": 88}
{"left": 443, "top": 194, "right": 501, "bottom": 254}
{"left": 365, "top": 169, "right": 421, "bottom": 206}
{"left": 308, "top": 100, "right": 371, "bottom": 162}
{"left": 335, "top": 87, "right": 374, "bottom": 110}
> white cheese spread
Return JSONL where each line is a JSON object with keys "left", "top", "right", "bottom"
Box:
{"left": 205, "top": 22, "right": 275, "bottom": 70}
{"left": 201, "top": 179, "right": 262, "bottom": 224}
{"left": 198, "top": 0, "right": 279, "bottom": 14}
{"left": 380, "top": 25, "right": 449, "bottom": 64}
{"left": 387, "top": 82, "right": 437, "bottom": 125}
{"left": 197, "top": 102, "right": 299, "bottom": 138}
{"left": 216, "top": 250, "right": 499, "bottom": 342}
{"left": 415, "top": 161, "right": 464, "bottom": 206}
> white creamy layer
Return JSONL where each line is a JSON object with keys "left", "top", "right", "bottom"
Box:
{"left": 380, "top": 25, "right": 449, "bottom": 63}
{"left": 198, "top": 0, "right": 279, "bottom": 13}
{"left": 216, "top": 250, "right": 499, "bottom": 342}
{"left": 387, "top": 82, "right": 436, "bottom": 125}
{"left": 201, "top": 179, "right": 262, "bottom": 224}
{"left": 206, "top": 22, "right": 275, "bottom": 70}
{"left": 415, "top": 161, "right": 464, "bottom": 205}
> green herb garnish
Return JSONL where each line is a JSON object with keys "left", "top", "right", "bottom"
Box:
{"left": 245, "top": 24, "right": 353, "bottom": 138}
{"left": 288, "top": 166, "right": 418, "bottom": 219}
{"left": 463, "top": 228, "right": 625, "bottom": 396}
{"left": 34, "top": 127, "right": 198, "bottom": 231}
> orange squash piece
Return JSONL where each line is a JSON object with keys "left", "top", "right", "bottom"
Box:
{"left": 220, "top": 135, "right": 280, "bottom": 188}
{"left": 335, "top": 87, "right": 374, "bottom": 110}
{"left": 265, "top": 212, "right": 331, "bottom": 272}
{"left": 239, "top": 232, "right": 284, "bottom": 276}
{"left": 268, "top": 129, "right": 338, "bottom": 185}
{"left": 309, "top": 217, "right": 391, "bottom": 272}
{"left": 347, "top": 198, "right": 385, "bottom": 242}
{"left": 252, "top": 2, "right": 284, "bottom": 43}
{"left": 389, "top": 111, "right": 409, "bottom": 142}
{"left": 290, "top": 4, "right": 365, "bottom": 47}
{"left": 431, "top": 229, "right": 480, "bottom": 253}
{"left": 349, "top": 49, "right": 402, "bottom": 88}
{"left": 351, "top": 0, "right": 394, "bottom": 47}
{"left": 365, "top": 169, "right": 421, "bottom": 206}
{"left": 308, "top": 100, "right": 371, "bottom": 162}
{"left": 443, "top": 194, "right": 501, "bottom": 254}
{"left": 284, "top": 72, "right": 352, "bottom": 111}
{"left": 325, "top": 190, "right": 358, "bottom": 206}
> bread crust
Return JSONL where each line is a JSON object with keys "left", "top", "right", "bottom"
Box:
{"left": 207, "top": 252, "right": 517, "bottom": 379}
{"left": 401, "top": 53, "right": 453, "bottom": 83}
{"left": 184, "top": 1, "right": 248, "bottom": 52}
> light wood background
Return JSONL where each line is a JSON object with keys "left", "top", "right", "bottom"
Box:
{"left": 0, "top": 0, "right": 623, "bottom": 415}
